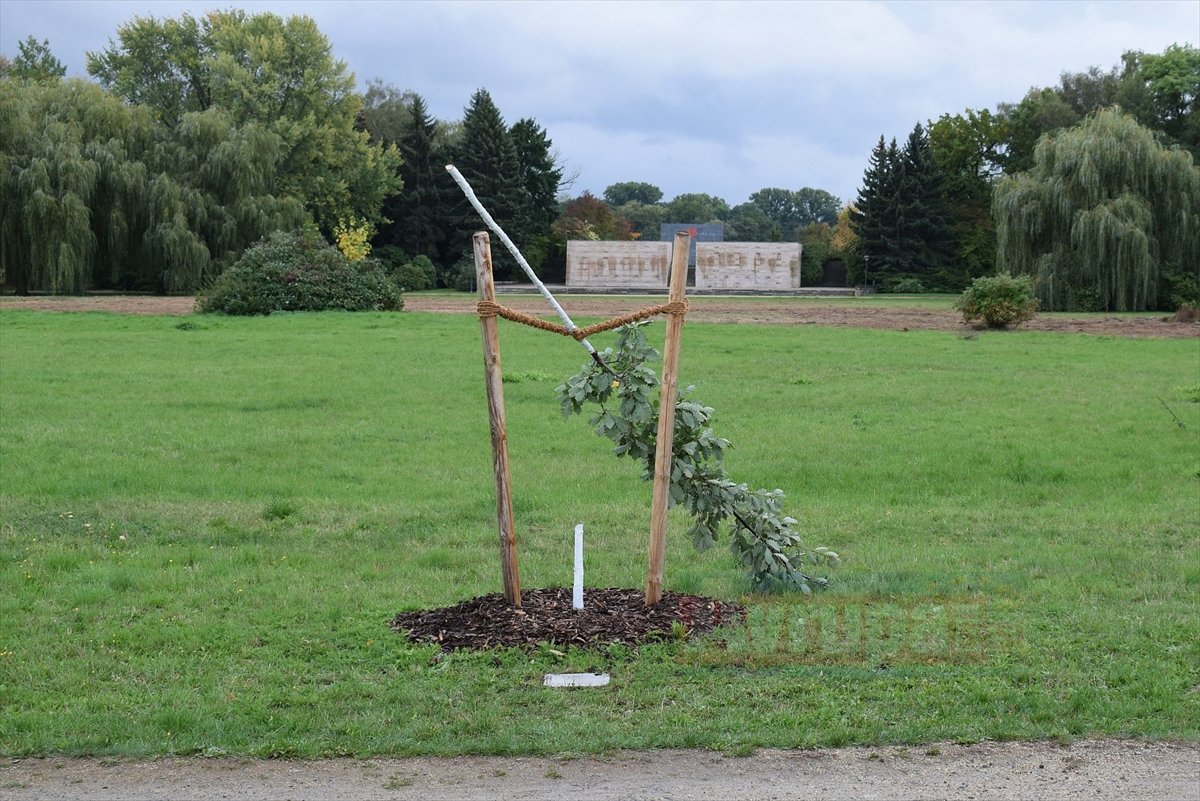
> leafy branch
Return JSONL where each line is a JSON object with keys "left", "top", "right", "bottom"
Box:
{"left": 557, "top": 323, "right": 838, "bottom": 592}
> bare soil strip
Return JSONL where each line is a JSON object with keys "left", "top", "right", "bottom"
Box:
{"left": 2, "top": 294, "right": 1196, "bottom": 338}
{"left": 2, "top": 740, "right": 1196, "bottom": 800}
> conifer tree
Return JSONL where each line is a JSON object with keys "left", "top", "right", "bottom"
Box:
{"left": 852, "top": 127, "right": 956, "bottom": 290}
{"left": 378, "top": 93, "right": 451, "bottom": 260}
{"left": 895, "top": 123, "right": 955, "bottom": 286}
{"left": 450, "top": 89, "right": 526, "bottom": 278}
{"left": 851, "top": 136, "right": 902, "bottom": 285}
{"left": 510, "top": 117, "right": 564, "bottom": 270}
{"left": 510, "top": 118, "right": 563, "bottom": 232}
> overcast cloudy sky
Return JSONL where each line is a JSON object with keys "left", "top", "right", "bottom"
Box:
{"left": 2, "top": 0, "right": 1197, "bottom": 207}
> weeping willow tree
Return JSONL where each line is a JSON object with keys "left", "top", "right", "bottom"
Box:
{"left": 88, "top": 9, "right": 401, "bottom": 237}
{"left": 149, "top": 107, "right": 306, "bottom": 285}
{"left": 0, "top": 80, "right": 129, "bottom": 293}
{"left": 994, "top": 107, "right": 1200, "bottom": 311}
{"left": 1, "top": 79, "right": 307, "bottom": 294}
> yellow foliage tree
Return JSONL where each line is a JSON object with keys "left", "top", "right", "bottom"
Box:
{"left": 334, "top": 217, "right": 372, "bottom": 262}
{"left": 831, "top": 205, "right": 860, "bottom": 254}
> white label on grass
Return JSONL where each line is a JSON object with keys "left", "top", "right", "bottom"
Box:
{"left": 543, "top": 672, "right": 610, "bottom": 688}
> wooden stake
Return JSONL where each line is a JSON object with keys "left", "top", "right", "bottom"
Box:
{"left": 474, "top": 232, "right": 521, "bottom": 607}
{"left": 646, "top": 231, "right": 690, "bottom": 605}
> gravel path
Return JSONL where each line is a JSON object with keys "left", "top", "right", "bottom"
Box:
{"left": 3, "top": 740, "right": 1197, "bottom": 800}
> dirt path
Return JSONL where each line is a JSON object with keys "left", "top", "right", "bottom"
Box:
{"left": 2, "top": 294, "right": 1196, "bottom": 338}
{"left": 2, "top": 740, "right": 1196, "bottom": 800}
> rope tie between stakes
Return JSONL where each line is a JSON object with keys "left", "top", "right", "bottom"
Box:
{"left": 477, "top": 300, "right": 688, "bottom": 341}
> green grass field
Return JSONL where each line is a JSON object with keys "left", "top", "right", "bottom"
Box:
{"left": 1, "top": 306, "right": 1197, "bottom": 757}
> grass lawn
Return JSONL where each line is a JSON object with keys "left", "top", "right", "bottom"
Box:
{"left": 1, "top": 306, "right": 1197, "bottom": 757}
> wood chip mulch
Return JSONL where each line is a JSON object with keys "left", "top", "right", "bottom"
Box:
{"left": 390, "top": 587, "right": 745, "bottom": 652}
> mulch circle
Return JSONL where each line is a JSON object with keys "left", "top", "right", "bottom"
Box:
{"left": 390, "top": 587, "right": 745, "bottom": 652}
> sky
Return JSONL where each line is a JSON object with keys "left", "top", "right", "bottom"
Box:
{"left": 2, "top": 0, "right": 1197, "bottom": 207}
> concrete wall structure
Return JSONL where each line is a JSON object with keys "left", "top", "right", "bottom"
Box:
{"left": 565, "top": 241, "right": 671, "bottom": 288}
{"left": 695, "top": 243, "right": 802, "bottom": 290}
{"left": 660, "top": 223, "right": 724, "bottom": 266}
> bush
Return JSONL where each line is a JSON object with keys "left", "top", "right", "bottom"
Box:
{"left": 800, "top": 239, "right": 830, "bottom": 287}
{"left": 197, "top": 229, "right": 403, "bottom": 315}
{"left": 372, "top": 245, "right": 410, "bottom": 273}
{"left": 956, "top": 273, "right": 1037, "bottom": 329}
{"left": 892, "top": 277, "right": 926, "bottom": 294}
{"left": 1163, "top": 269, "right": 1200, "bottom": 310}
{"left": 1069, "top": 286, "right": 1103, "bottom": 312}
{"left": 444, "top": 253, "right": 477, "bottom": 292}
{"left": 395, "top": 255, "right": 436, "bottom": 292}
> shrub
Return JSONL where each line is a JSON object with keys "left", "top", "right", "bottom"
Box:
{"left": 395, "top": 255, "right": 436, "bottom": 292}
{"left": 892, "top": 277, "right": 926, "bottom": 294}
{"left": 445, "top": 253, "right": 477, "bottom": 292}
{"left": 197, "top": 229, "right": 402, "bottom": 315}
{"left": 372, "top": 245, "right": 410, "bottom": 272}
{"left": 1069, "top": 287, "right": 1103, "bottom": 312}
{"left": 1163, "top": 269, "right": 1200, "bottom": 310}
{"left": 956, "top": 273, "right": 1037, "bottom": 329}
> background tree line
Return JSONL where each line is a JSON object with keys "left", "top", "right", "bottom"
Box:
{"left": 537, "top": 183, "right": 851, "bottom": 285}
{"left": 2, "top": 13, "right": 1195, "bottom": 309}
{"left": 852, "top": 43, "right": 1199, "bottom": 309}
{"left": 1, "top": 13, "right": 399, "bottom": 294}
{"left": 0, "top": 9, "right": 855, "bottom": 293}
{"left": 358, "top": 80, "right": 855, "bottom": 285}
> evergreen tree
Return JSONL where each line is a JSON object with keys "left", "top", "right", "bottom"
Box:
{"left": 511, "top": 118, "right": 562, "bottom": 232}
{"left": 852, "top": 128, "right": 956, "bottom": 290}
{"left": 510, "top": 117, "right": 564, "bottom": 270}
{"left": 995, "top": 108, "right": 1199, "bottom": 311}
{"left": 450, "top": 89, "right": 526, "bottom": 279}
{"left": 850, "top": 136, "right": 902, "bottom": 285}
{"left": 895, "top": 123, "right": 955, "bottom": 286}
{"left": 377, "top": 93, "right": 451, "bottom": 261}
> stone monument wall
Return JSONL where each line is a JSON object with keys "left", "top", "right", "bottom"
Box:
{"left": 565, "top": 241, "right": 671, "bottom": 288}
{"left": 694, "top": 243, "right": 802, "bottom": 290}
